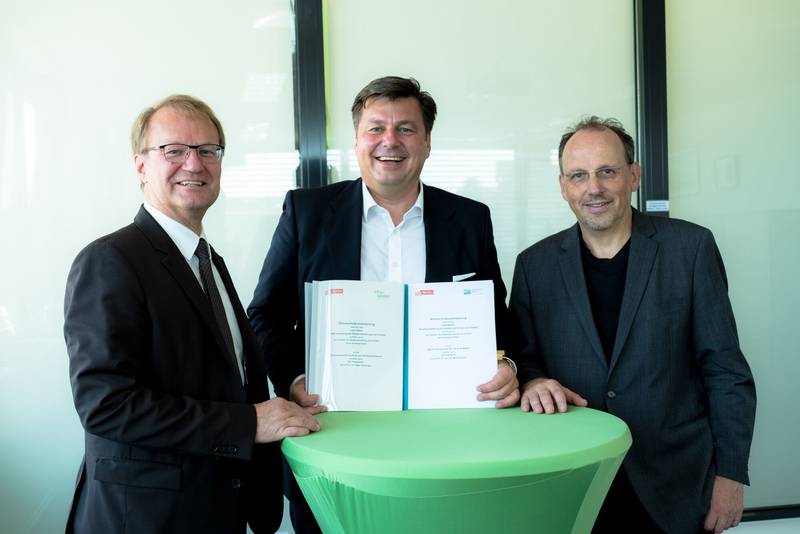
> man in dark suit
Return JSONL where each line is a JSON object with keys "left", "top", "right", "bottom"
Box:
{"left": 509, "top": 116, "right": 756, "bottom": 533}
{"left": 248, "top": 76, "right": 519, "bottom": 533}
{"left": 63, "top": 95, "right": 322, "bottom": 534}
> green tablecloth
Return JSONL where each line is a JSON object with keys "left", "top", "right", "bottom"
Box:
{"left": 282, "top": 407, "right": 630, "bottom": 534}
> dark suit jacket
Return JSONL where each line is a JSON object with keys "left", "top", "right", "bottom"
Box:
{"left": 248, "top": 178, "right": 509, "bottom": 399}
{"left": 63, "top": 206, "right": 282, "bottom": 534}
{"left": 509, "top": 211, "right": 756, "bottom": 533}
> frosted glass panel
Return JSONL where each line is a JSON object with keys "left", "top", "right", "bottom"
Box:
{"left": 0, "top": 1, "right": 296, "bottom": 532}
{"left": 666, "top": 0, "right": 800, "bottom": 508}
{"left": 324, "top": 0, "right": 636, "bottom": 288}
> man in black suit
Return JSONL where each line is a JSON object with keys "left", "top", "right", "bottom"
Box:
{"left": 63, "top": 95, "right": 322, "bottom": 534}
{"left": 248, "top": 76, "right": 519, "bottom": 533}
{"left": 509, "top": 116, "right": 756, "bottom": 533}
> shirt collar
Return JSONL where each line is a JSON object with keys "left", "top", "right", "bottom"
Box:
{"left": 143, "top": 202, "right": 205, "bottom": 262}
{"left": 361, "top": 179, "right": 425, "bottom": 222}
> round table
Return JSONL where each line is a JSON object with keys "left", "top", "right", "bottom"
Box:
{"left": 282, "top": 407, "right": 630, "bottom": 534}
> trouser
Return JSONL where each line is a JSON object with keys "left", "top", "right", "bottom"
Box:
{"left": 592, "top": 468, "right": 666, "bottom": 534}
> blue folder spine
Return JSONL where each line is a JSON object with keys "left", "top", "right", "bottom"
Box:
{"left": 402, "top": 284, "right": 409, "bottom": 410}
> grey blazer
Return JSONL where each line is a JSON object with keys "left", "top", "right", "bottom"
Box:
{"left": 509, "top": 211, "right": 756, "bottom": 533}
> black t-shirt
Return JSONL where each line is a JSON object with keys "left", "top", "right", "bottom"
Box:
{"left": 580, "top": 235, "right": 631, "bottom": 363}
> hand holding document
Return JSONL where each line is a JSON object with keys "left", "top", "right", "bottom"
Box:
{"left": 305, "top": 280, "right": 498, "bottom": 411}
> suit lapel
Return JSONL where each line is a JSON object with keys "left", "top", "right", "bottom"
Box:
{"left": 321, "top": 179, "right": 363, "bottom": 280}
{"left": 558, "top": 224, "right": 607, "bottom": 368}
{"left": 422, "top": 186, "right": 460, "bottom": 282}
{"left": 134, "top": 207, "right": 240, "bottom": 376}
{"left": 609, "top": 212, "right": 658, "bottom": 371}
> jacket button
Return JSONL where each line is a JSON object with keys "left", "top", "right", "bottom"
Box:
{"left": 231, "top": 478, "right": 241, "bottom": 489}
{"left": 607, "top": 391, "right": 616, "bottom": 399}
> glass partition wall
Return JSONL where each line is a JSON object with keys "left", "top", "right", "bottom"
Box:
{"left": 0, "top": 2, "right": 297, "bottom": 531}
{"left": 324, "top": 0, "right": 637, "bottom": 288}
{"left": 666, "top": 0, "right": 800, "bottom": 510}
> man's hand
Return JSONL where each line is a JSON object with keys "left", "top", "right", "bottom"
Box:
{"left": 289, "top": 377, "right": 323, "bottom": 410}
{"left": 477, "top": 361, "right": 520, "bottom": 408}
{"left": 253, "top": 397, "right": 325, "bottom": 443}
{"left": 703, "top": 476, "right": 744, "bottom": 533}
{"left": 520, "top": 377, "right": 588, "bottom": 414}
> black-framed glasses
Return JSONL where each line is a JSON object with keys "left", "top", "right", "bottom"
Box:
{"left": 143, "top": 143, "right": 225, "bottom": 162}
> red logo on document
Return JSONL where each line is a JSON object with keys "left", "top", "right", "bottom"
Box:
{"left": 414, "top": 289, "right": 434, "bottom": 296}
{"left": 325, "top": 288, "right": 344, "bottom": 295}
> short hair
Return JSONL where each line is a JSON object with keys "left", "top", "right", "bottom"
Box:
{"left": 131, "top": 94, "right": 225, "bottom": 154}
{"left": 558, "top": 116, "right": 635, "bottom": 174}
{"left": 351, "top": 76, "right": 437, "bottom": 135}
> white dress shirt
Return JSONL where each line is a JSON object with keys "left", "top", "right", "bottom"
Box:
{"left": 143, "top": 202, "right": 245, "bottom": 383}
{"left": 360, "top": 180, "right": 426, "bottom": 283}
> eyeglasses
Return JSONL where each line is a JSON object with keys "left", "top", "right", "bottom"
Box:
{"left": 143, "top": 143, "right": 225, "bottom": 163}
{"left": 562, "top": 165, "right": 627, "bottom": 184}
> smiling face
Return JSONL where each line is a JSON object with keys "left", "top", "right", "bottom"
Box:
{"left": 354, "top": 96, "right": 431, "bottom": 198}
{"left": 559, "top": 127, "right": 640, "bottom": 237}
{"left": 134, "top": 106, "right": 222, "bottom": 234}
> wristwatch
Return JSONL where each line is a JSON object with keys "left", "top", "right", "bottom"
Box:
{"left": 496, "top": 350, "right": 517, "bottom": 375}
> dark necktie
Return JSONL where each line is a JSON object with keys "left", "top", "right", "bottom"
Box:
{"left": 195, "top": 238, "right": 238, "bottom": 375}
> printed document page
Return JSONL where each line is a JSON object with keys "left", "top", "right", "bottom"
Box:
{"left": 406, "top": 280, "right": 497, "bottom": 409}
{"left": 307, "top": 280, "right": 405, "bottom": 411}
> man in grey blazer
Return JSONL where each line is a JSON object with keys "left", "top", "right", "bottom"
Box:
{"left": 509, "top": 116, "right": 755, "bottom": 533}
{"left": 64, "top": 95, "right": 322, "bottom": 533}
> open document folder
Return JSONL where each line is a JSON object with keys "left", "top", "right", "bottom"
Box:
{"left": 305, "top": 280, "right": 498, "bottom": 411}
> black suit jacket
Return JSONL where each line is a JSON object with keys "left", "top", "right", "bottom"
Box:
{"left": 63, "top": 206, "right": 282, "bottom": 534}
{"left": 509, "top": 211, "right": 756, "bottom": 533}
{"left": 248, "top": 178, "right": 508, "bottom": 398}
